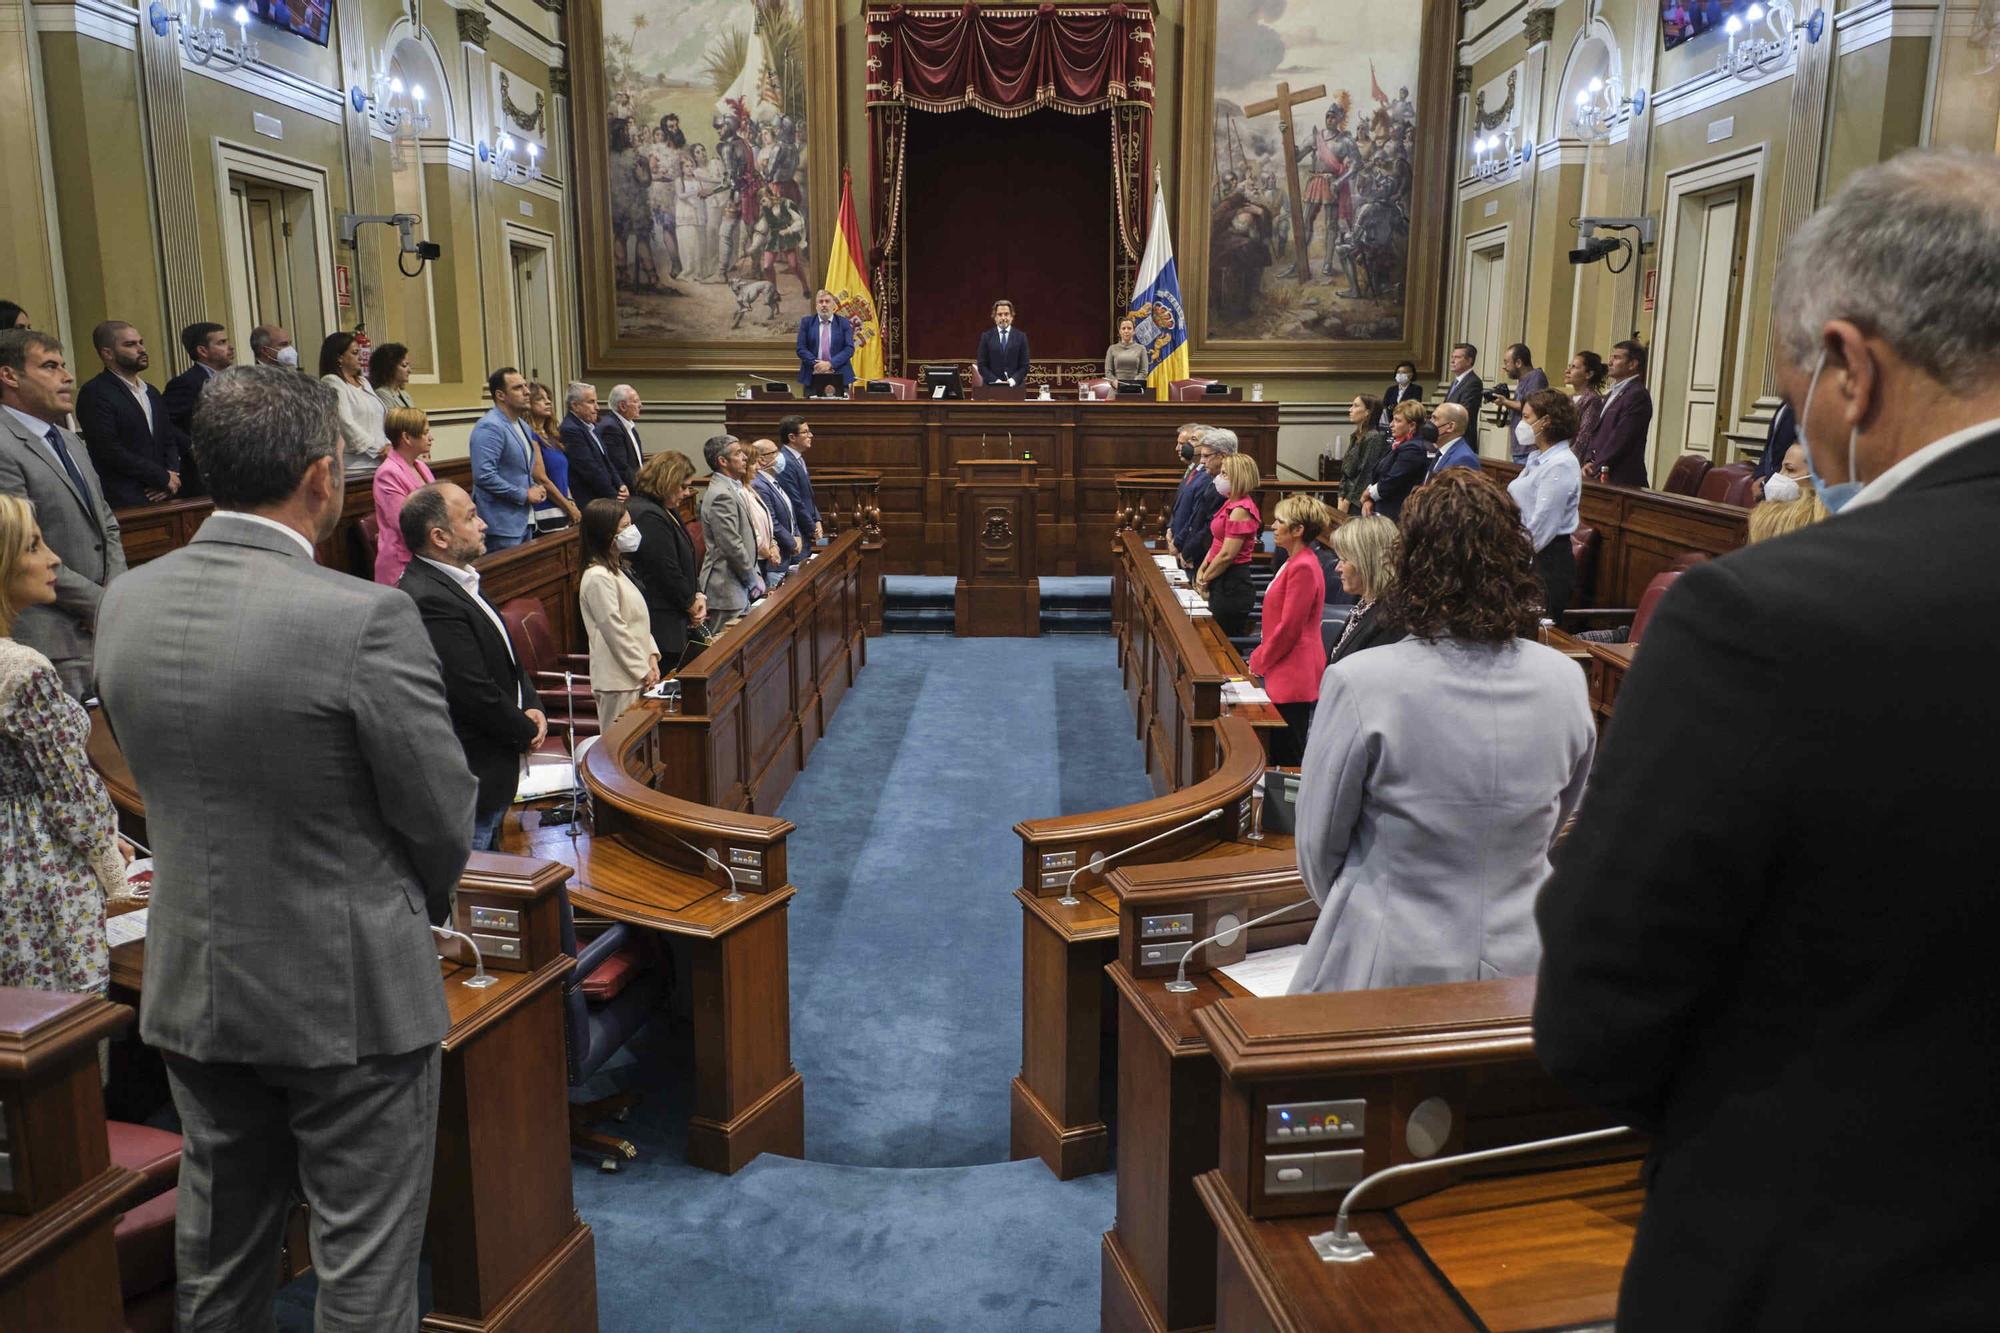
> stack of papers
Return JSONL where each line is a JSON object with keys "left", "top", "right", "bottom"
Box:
{"left": 1153, "top": 555, "right": 1178, "bottom": 569}
{"left": 516, "top": 753, "right": 578, "bottom": 802}
{"left": 1218, "top": 943, "right": 1307, "bottom": 998}
{"left": 107, "top": 908, "right": 150, "bottom": 949}
{"left": 1173, "top": 588, "right": 1214, "bottom": 618}
{"left": 1221, "top": 679, "right": 1270, "bottom": 705}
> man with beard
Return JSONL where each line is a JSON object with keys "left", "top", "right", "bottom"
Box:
{"left": 75, "top": 320, "right": 183, "bottom": 507}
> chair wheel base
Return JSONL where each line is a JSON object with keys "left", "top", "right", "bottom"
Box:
{"left": 570, "top": 1093, "right": 643, "bottom": 1172}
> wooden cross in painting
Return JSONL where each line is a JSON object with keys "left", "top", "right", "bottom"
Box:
{"left": 1243, "top": 81, "right": 1326, "bottom": 279}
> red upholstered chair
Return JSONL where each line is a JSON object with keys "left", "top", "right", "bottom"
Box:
{"left": 1569, "top": 525, "right": 1601, "bottom": 606}
{"left": 499, "top": 597, "right": 598, "bottom": 737}
{"left": 1629, "top": 571, "right": 1683, "bottom": 643}
{"left": 110, "top": 1120, "right": 184, "bottom": 1332}
{"left": 1077, "top": 378, "right": 1115, "bottom": 401}
{"left": 1698, "top": 462, "right": 1760, "bottom": 507}
{"left": 1168, "top": 378, "right": 1217, "bottom": 402}
{"left": 970, "top": 363, "right": 985, "bottom": 388}
{"left": 1561, "top": 569, "right": 1685, "bottom": 644}
{"left": 352, "top": 515, "right": 380, "bottom": 579}
{"left": 1662, "top": 454, "right": 1712, "bottom": 496}
{"left": 685, "top": 516, "right": 707, "bottom": 567}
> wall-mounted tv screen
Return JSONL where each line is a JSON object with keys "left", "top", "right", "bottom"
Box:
{"left": 1662, "top": 0, "right": 1751, "bottom": 51}
{"left": 249, "top": 0, "right": 333, "bottom": 47}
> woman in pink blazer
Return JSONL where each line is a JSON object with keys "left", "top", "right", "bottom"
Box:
{"left": 371, "top": 406, "right": 436, "bottom": 585}
{"left": 1248, "top": 494, "right": 1332, "bottom": 765}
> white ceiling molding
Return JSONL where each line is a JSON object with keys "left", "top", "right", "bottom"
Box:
{"left": 34, "top": 0, "right": 139, "bottom": 51}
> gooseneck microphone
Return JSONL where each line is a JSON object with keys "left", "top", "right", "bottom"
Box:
{"left": 658, "top": 829, "right": 747, "bottom": 904}
{"left": 1053, "top": 807, "right": 1224, "bottom": 907}
{"left": 1164, "top": 896, "right": 1317, "bottom": 993}
{"left": 431, "top": 924, "right": 498, "bottom": 989}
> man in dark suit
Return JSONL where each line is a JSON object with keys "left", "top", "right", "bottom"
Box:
{"left": 397, "top": 481, "right": 546, "bottom": 851}
{"left": 1584, "top": 339, "right": 1653, "bottom": 487}
{"left": 1443, "top": 341, "right": 1484, "bottom": 417}
{"left": 975, "top": 298, "right": 1030, "bottom": 387}
{"left": 750, "top": 438, "right": 801, "bottom": 573}
{"left": 95, "top": 366, "right": 474, "bottom": 1330}
{"left": 74, "top": 320, "right": 182, "bottom": 507}
{"left": 598, "top": 384, "right": 646, "bottom": 491}
{"left": 1750, "top": 399, "right": 1797, "bottom": 495}
{"left": 794, "top": 289, "right": 856, "bottom": 393}
{"left": 0, "top": 328, "right": 126, "bottom": 697}
{"left": 1536, "top": 149, "right": 2000, "bottom": 1331}
{"left": 162, "top": 322, "right": 231, "bottom": 497}
{"left": 1171, "top": 429, "right": 1229, "bottom": 570}
{"left": 559, "top": 380, "right": 625, "bottom": 507}
{"left": 774, "top": 415, "right": 822, "bottom": 547}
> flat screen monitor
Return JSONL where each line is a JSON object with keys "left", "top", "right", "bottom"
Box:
{"left": 247, "top": 0, "right": 334, "bottom": 47}
{"left": 1661, "top": 0, "right": 1750, "bottom": 50}
{"left": 922, "top": 365, "right": 963, "bottom": 400}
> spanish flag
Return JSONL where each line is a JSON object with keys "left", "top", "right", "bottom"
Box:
{"left": 1128, "top": 177, "right": 1189, "bottom": 401}
{"left": 825, "top": 170, "right": 883, "bottom": 384}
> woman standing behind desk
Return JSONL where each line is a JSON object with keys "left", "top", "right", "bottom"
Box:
{"left": 371, "top": 407, "right": 436, "bottom": 586}
{"left": 578, "top": 499, "right": 659, "bottom": 725}
{"left": 1507, "top": 389, "right": 1584, "bottom": 620}
{"left": 1338, "top": 394, "right": 1389, "bottom": 515}
{"left": 319, "top": 332, "right": 386, "bottom": 467}
{"left": 0, "top": 495, "right": 124, "bottom": 995}
{"left": 526, "top": 381, "right": 580, "bottom": 533}
{"left": 1326, "top": 514, "right": 1404, "bottom": 666}
{"left": 1105, "top": 318, "right": 1146, "bottom": 383}
{"left": 625, "top": 452, "right": 707, "bottom": 670}
{"left": 1288, "top": 472, "right": 1594, "bottom": 995}
{"left": 1193, "top": 452, "right": 1263, "bottom": 636}
{"left": 1249, "top": 494, "right": 1331, "bottom": 764}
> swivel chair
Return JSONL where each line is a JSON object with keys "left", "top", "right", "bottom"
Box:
{"left": 559, "top": 884, "right": 668, "bottom": 1171}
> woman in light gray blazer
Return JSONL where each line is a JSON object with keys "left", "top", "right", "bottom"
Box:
{"left": 695, "top": 433, "right": 764, "bottom": 634}
{"left": 1288, "top": 470, "right": 1594, "bottom": 995}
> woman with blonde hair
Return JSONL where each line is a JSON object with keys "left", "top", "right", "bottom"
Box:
{"left": 1747, "top": 449, "right": 1829, "bottom": 544}
{"left": 625, "top": 451, "right": 707, "bottom": 666}
{"left": 1326, "top": 513, "right": 1405, "bottom": 666}
{"left": 577, "top": 498, "right": 659, "bottom": 725}
{"left": 1194, "top": 451, "right": 1263, "bottom": 635}
{"left": 0, "top": 495, "right": 125, "bottom": 994}
{"left": 370, "top": 406, "right": 435, "bottom": 585}
{"left": 1249, "top": 493, "right": 1332, "bottom": 763}
{"left": 1364, "top": 399, "right": 1433, "bottom": 522}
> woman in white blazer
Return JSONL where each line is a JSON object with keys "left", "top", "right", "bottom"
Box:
{"left": 577, "top": 499, "right": 659, "bottom": 725}
{"left": 1288, "top": 470, "right": 1595, "bottom": 995}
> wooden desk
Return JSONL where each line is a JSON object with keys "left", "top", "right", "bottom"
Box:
{"left": 720, "top": 398, "right": 1278, "bottom": 576}
{"left": 645, "top": 528, "right": 870, "bottom": 814}
{"left": 1586, "top": 641, "right": 1638, "bottom": 726}
{"left": 1484, "top": 458, "right": 1749, "bottom": 607}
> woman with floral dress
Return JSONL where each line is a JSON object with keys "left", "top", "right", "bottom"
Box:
{"left": 0, "top": 494, "right": 125, "bottom": 994}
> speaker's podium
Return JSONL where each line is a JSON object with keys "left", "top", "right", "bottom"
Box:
{"left": 954, "top": 458, "right": 1039, "bottom": 636}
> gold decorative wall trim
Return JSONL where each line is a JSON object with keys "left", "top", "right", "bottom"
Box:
{"left": 456, "top": 6, "right": 490, "bottom": 49}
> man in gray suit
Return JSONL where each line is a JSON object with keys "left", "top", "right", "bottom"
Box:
{"left": 0, "top": 329, "right": 125, "bottom": 697}
{"left": 697, "top": 432, "right": 763, "bottom": 633}
{"left": 95, "top": 366, "right": 477, "bottom": 1331}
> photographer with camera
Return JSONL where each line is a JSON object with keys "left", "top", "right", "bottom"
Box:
{"left": 1490, "top": 344, "right": 1548, "bottom": 464}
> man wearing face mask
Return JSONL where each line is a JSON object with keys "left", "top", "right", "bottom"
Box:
{"left": 1162, "top": 421, "right": 1210, "bottom": 560}
{"left": 1535, "top": 149, "right": 2000, "bottom": 1332}
{"left": 1492, "top": 344, "right": 1548, "bottom": 465}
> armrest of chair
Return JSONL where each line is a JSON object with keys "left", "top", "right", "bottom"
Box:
{"left": 575, "top": 921, "right": 632, "bottom": 977}
{"left": 1559, "top": 607, "right": 1638, "bottom": 629}
{"left": 562, "top": 653, "right": 592, "bottom": 673}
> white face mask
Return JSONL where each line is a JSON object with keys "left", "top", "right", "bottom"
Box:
{"left": 1394, "top": 372, "right": 1411, "bottom": 386}
{"left": 614, "top": 526, "right": 642, "bottom": 553}
{"left": 1515, "top": 419, "right": 1537, "bottom": 450}
{"left": 1762, "top": 474, "right": 1802, "bottom": 504}
{"left": 1797, "top": 348, "right": 1865, "bottom": 513}
{"left": 1213, "top": 475, "right": 1233, "bottom": 498}
{"left": 274, "top": 346, "right": 300, "bottom": 367}
{"left": 772, "top": 448, "right": 788, "bottom": 473}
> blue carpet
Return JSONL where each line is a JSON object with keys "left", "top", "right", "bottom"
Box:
{"left": 273, "top": 635, "right": 1149, "bottom": 1330}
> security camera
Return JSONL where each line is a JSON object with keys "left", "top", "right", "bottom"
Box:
{"left": 1569, "top": 236, "right": 1623, "bottom": 265}
{"left": 336, "top": 211, "right": 442, "bottom": 273}
{"left": 1568, "top": 215, "right": 1657, "bottom": 269}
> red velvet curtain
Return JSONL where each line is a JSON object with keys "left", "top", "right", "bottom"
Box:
{"left": 866, "top": 4, "right": 1154, "bottom": 370}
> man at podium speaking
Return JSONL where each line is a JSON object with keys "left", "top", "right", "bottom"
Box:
{"left": 975, "top": 299, "right": 1030, "bottom": 387}
{"left": 795, "top": 289, "right": 855, "bottom": 396}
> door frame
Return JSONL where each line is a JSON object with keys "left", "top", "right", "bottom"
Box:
{"left": 501, "top": 220, "right": 560, "bottom": 388}
{"left": 212, "top": 140, "right": 339, "bottom": 342}
{"left": 1647, "top": 145, "right": 1768, "bottom": 477}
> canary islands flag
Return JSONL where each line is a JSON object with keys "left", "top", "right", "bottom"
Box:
{"left": 826, "top": 169, "right": 883, "bottom": 384}
{"left": 1128, "top": 179, "right": 1188, "bottom": 401}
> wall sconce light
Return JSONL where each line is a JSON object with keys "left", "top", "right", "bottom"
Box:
{"left": 148, "top": 0, "right": 258, "bottom": 68}
{"left": 483, "top": 132, "right": 542, "bottom": 185}
{"left": 1717, "top": 1, "right": 1811, "bottom": 78}
{"left": 1572, "top": 76, "right": 1647, "bottom": 141}
{"left": 350, "top": 65, "right": 432, "bottom": 142}
{"left": 1470, "top": 128, "right": 1521, "bottom": 181}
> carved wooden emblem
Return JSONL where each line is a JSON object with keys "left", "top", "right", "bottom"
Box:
{"left": 980, "top": 507, "right": 1015, "bottom": 548}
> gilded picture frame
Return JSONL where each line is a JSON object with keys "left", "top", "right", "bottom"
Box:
{"left": 1175, "top": 0, "right": 1457, "bottom": 374}
{"left": 569, "top": 0, "right": 839, "bottom": 374}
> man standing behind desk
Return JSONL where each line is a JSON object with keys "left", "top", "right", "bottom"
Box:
{"left": 74, "top": 320, "right": 182, "bottom": 507}
{"left": 1583, "top": 340, "right": 1654, "bottom": 487}
{"left": 795, "top": 289, "right": 855, "bottom": 395}
{"left": 469, "top": 366, "right": 547, "bottom": 551}
{"left": 0, "top": 329, "right": 125, "bottom": 699}
{"left": 774, "top": 415, "right": 822, "bottom": 547}
{"left": 95, "top": 366, "right": 476, "bottom": 1330}
{"left": 1535, "top": 150, "right": 2000, "bottom": 1331}
{"left": 976, "top": 299, "right": 1030, "bottom": 388}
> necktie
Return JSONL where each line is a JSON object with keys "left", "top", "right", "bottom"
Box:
{"left": 819, "top": 319, "right": 830, "bottom": 361}
{"left": 43, "top": 426, "right": 92, "bottom": 506}
{"left": 1000, "top": 329, "right": 1008, "bottom": 348}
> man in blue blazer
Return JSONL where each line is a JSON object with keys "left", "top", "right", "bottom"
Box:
{"left": 559, "top": 381, "right": 625, "bottom": 508}
{"left": 774, "top": 415, "right": 822, "bottom": 546}
{"left": 975, "top": 299, "right": 1030, "bottom": 387}
{"left": 74, "top": 320, "right": 182, "bottom": 508}
{"left": 750, "top": 438, "right": 801, "bottom": 573}
{"left": 1425, "top": 404, "right": 1482, "bottom": 478}
{"left": 467, "top": 367, "right": 545, "bottom": 551}
{"left": 795, "top": 290, "right": 856, "bottom": 393}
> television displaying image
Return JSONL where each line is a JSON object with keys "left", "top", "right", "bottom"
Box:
{"left": 1662, "top": 0, "right": 1751, "bottom": 50}
{"left": 249, "top": 0, "right": 332, "bottom": 47}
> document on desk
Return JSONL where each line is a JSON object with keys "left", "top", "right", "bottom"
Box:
{"left": 1221, "top": 679, "right": 1270, "bottom": 705}
{"left": 1174, "top": 588, "right": 1214, "bottom": 617}
{"left": 516, "top": 753, "right": 578, "bottom": 802}
{"left": 1153, "top": 555, "right": 1179, "bottom": 570}
{"left": 1219, "top": 943, "right": 1306, "bottom": 998}
{"left": 106, "top": 908, "right": 150, "bottom": 950}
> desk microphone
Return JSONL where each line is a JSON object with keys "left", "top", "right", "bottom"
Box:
{"left": 1053, "top": 807, "right": 1223, "bottom": 907}
{"left": 431, "top": 924, "right": 498, "bottom": 989}
{"left": 658, "top": 829, "right": 747, "bottom": 904}
{"left": 1164, "top": 896, "right": 1316, "bottom": 994}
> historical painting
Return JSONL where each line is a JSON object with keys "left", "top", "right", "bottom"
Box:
{"left": 571, "top": 0, "right": 835, "bottom": 370}
{"left": 1178, "top": 0, "right": 1453, "bottom": 371}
